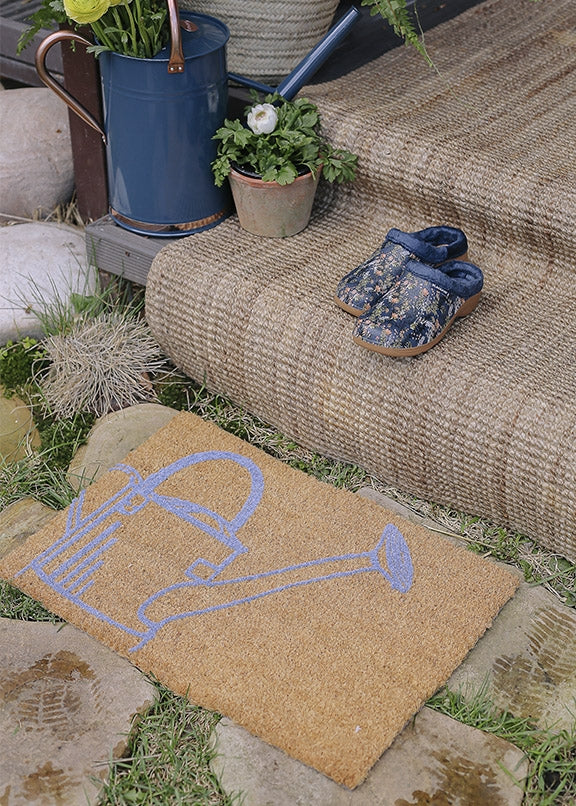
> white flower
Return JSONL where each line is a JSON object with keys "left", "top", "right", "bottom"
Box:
{"left": 247, "top": 103, "right": 278, "bottom": 135}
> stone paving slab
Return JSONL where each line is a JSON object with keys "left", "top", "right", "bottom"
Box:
{"left": 0, "top": 498, "right": 57, "bottom": 561}
{"left": 66, "top": 402, "right": 180, "bottom": 490}
{"left": 0, "top": 617, "right": 156, "bottom": 805}
{"left": 448, "top": 583, "right": 576, "bottom": 731}
{"left": 211, "top": 707, "right": 527, "bottom": 806}
{"left": 359, "top": 488, "right": 576, "bottom": 732}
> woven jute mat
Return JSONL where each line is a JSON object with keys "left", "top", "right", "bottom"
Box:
{"left": 146, "top": 0, "right": 576, "bottom": 563}
{"left": 0, "top": 412, "right": 519, "bottom": 788}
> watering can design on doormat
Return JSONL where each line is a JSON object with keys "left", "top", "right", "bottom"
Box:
{"left": 17, "top": 450, "right": 414, "bottom": 652}
{"left": 35, "top": 4, "right": 360, "bottom": 237}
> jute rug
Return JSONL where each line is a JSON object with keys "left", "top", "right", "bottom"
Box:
{"left": 145, "top": 0, "right": 576, "bottom": 563}
{"left": 0, "top": 412, "right": 519, "bottom": 788}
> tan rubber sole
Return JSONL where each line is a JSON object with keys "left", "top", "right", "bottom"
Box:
{"left": 334, "top": 250, "right": 470, "bottom": 317}
{"left": 353, "top": 291, "right": 482, "bottom": 358}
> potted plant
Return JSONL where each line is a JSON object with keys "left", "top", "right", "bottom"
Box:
{"left": 211, "top": 92, "right": 358, "bottom": 237}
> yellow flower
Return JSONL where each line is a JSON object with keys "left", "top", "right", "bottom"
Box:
{"left": 64, "top": 0, "right": 110, "bottom": 24}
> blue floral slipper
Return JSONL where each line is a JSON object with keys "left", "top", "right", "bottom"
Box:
{"left": 334, "top": 226, "right": 468, "bottom": 316}
{"left": 352, "top": 258, "right": 483, "bottom": 357}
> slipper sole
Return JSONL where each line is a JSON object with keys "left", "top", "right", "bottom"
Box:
{"left": 353, "top": 291, "right": 482, "bottom": 357}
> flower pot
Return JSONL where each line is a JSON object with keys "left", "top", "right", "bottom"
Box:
{"left": 229, "top": 167, "right": 320, "bottom": 238}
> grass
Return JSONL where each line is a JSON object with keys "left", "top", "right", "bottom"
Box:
{"left": 1, "top": 257, "right": 575, "bottom": 803}
{"left": 97, "top": 683, "right": 236, "bottom": 805}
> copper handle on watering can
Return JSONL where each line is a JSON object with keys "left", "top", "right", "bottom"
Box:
{"left": 35, "top": 0, "right": 187, "bottom": 140}
{"left": 166, "top": 0, "right": 185, "bottom": 73}
{"left": 35, "top": 30, "right": 107, "bottom": 141}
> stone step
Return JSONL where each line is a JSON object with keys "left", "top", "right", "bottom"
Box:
{"left": 211, "top": 707, "right": 528, "bottom": 806}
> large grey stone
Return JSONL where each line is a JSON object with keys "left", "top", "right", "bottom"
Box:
{"left": 212, "top": 707, "right": 527, "bottom": 806}
{"left": 0, "top": 222, "right": 95, "bottom": 343}
{"left": 0, "top": 617, "right": 156, "bottom": 804}
{"left": 0, "top": 87, "right": 73, "bottom": 218}
{"left": 67, "top": 403, "right": 180, "bottom": 489}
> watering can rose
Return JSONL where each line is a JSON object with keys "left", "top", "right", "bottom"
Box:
{"left": 247, "top": 103, "right": 278, "bottom": 135}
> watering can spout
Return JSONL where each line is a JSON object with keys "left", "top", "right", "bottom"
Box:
{"left": 228, "top": 5, "right": 361, "bottom": 100}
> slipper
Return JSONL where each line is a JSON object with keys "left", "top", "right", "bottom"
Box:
{"left": 352, "top": 258, "right": 483, "bottom": 357}
{"left": 334, "top": 226, "right": 468, "bottom": 316}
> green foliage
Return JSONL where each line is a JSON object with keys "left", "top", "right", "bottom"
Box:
{"left": 98, "top": 682, "right": 236, "bottom": 805}
{"left": 0, "top": 338, "right": 48, "bottom": 398}
{"left": 87, "top": 0, "right": 169, "bottom": 59}
{"left": 0, "top": 581, "right": 62, "bottom": 622}
{"left": 17, "top": 0, "right": 67, "bottom": 53}
{"left": 212, "top": 92, "right": 358, "bottom": 187}
{"left": 37, "top": 411, "right": 95, "bottom": 469}
{"left": 361, "top": 0, "right": 431, "bottom": 62}
{"left": 0, "top": 452, "right": 76, "bottom": 511}
{"left": 17, "top": 0, "right": 168, "bottom": 59}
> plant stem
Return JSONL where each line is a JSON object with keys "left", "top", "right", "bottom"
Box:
{"left": 90, "top": 18, "right": 116, "bottom": 52}
{"left": 117, "top": 1, "right": 138, "bottom": 57}
{"left": 132, "top": 0, "right": 152, "bottom": 57}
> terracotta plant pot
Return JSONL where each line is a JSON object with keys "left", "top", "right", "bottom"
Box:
{"left": 228, "top": 167, "right": 321, "bottom": 238}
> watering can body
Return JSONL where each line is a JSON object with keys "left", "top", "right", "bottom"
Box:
{"left": 35, "top": 6, "right": 360, "bottom": 237}
{"left": 100, "top": 12, "right": 231, "bottom": 235}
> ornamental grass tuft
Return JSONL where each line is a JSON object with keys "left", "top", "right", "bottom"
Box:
{"left": 38, "top": 311, "right": 166, "bottom": 418}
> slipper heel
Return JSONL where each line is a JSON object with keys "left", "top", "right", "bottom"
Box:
{"left": 439, "top": 249, "right": 468, "bottom": 264}
{"left": 456, "top": 291, "right": 482, "bottom": 318}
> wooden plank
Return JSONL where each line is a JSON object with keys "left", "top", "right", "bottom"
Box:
{"left": 85, "top": 217, "right": 174, "bottom": 286}
{"left": 60, "top": 30, "right": 109, "bottom": 222}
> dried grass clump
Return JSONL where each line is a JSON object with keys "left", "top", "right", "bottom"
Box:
{"left": 39, "top": 311, "right": 165, "bottom": 418}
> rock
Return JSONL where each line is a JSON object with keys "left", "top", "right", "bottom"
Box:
{"left": 0, "top": 498, "right": 57, "bottom": 560}
{"left": 67, "top": 403, "right": 180, "bottom": 489}
{"left": 0, "top": 87, "right": 73, "bottom": 218}
{"left": 0, "top": 391, "right": 41, "bottom": 461}
{"left": 211, "top": 708, "right": 528, "bottom": 806}
{"left": 0, "top": 617, "right": 156, "bottom": 805}
{"left": 0, "top": 222, "right": 95, "bottom": 344}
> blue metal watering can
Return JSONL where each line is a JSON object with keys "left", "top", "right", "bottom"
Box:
{"left": 35, "top": 3, "right": 359, "bottom": 237}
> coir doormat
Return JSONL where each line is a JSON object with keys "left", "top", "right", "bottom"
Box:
{"left": 0, "top": 411, "right": 519, "bottom": 788}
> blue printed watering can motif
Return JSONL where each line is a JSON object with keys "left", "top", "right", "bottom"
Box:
{"left": 18, "top": 451, "right": 414, "bottom": 652}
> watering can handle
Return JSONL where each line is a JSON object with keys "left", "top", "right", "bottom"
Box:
{"left": 167, "top": 0, "right": 185, "bottom": 73}
{"left": 35, "top": 30, "right": 106, "bottom": 141}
